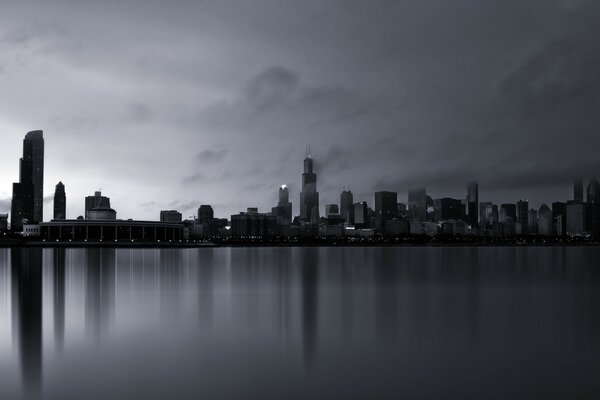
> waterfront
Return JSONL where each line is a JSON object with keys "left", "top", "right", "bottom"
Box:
{"left": 1, "top": 246, "right": 599, "bottom": 399}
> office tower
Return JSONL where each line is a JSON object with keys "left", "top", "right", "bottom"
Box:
{"left": 574, "top": 179, "right": 584, "bottom": 202}
{"left": 516, "top": 200, "right": 529, "bottom": 235}
{"left": 408, "top": 188, "right": 427, "bottom": 222}
{"left": 0, "top": 214, "right": 8, "bottom": 231}
{"left": 500, "top": 204, "right": 517, "bottom": 222}
{"left": 528, "top": 209, "right": 538, "bottom": 235}
{"left": 479, "top": 202, "right": 492, "bottom": 226}
{"left": 434, "top": 198, "right": 462, "bottom": 221}
{"left": 537, "top": 204, "right": 553, "bottom": 236}
{"left": 325, "top": 204, "right": 339, "bottom": 218}
{"left": 85, "top": 191, "right": 111, "bottom": 219}
{"left": 375, "top": 191, "right": 398, "bottom": 220}
{"left": 552, "top": 202, "right": 567, "bottom": 236}
{"left": 272, "top": 185, "right": 292, "bottom": 225}
{"left": 353, "top": 202, "right": 369, "bottom": 228}
{"left": 566, "top": 200, "right": 586, "bottom": 235}
{"left": 466, "top": 181, "right": 478, "bottom": 226}
{"left": 340, "top": 190, "right": 354, "bottom": 224}
{"left": 160, "top": 210, "right": 182, "bottom": 223}
{"left": 300, "top": 149, "right": 319, "bottom": 223}
{"left": 587, "top": 178, "right": 600, "bottom": 237}
{"left": 198, "top": 205, "right": 214, "bottom": 224}
{"left": 11, "top": 131, "right": 44, "bottom": 230}
{"left": 53, "top": 182, "right": 66, "bottom": 220}
{"left": 397, "top": 203, "right": 407, "bottom": 217}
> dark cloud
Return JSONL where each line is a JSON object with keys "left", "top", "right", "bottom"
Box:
{"left": 195, "top": 148, "right": 227, "bottom": 164}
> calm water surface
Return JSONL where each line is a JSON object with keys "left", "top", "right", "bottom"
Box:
{"left": 1, "top": 246, "right": 599, "bottom": 399}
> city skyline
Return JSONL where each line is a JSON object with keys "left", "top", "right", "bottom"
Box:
{"left": 1, "top": 1, "right": 599, "bottom": 220}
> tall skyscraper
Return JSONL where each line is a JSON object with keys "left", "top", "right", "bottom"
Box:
{"left": 587, "top": 178, "right": 600, "bottom": 237}
{"left": 516, "top": 200, "right": 529, "bottom": 235}
{"left": 53, "top": 182, "right": 66, "bottom": 220}
{"left": 574, "top": 179, "right": 584, "bottom": 202}
{"left": 434, "top": 198, "right": 462, "bottom": 221}
{"left": 272, "top": 185, "right": 292, "bottom": 225}
{"left": 11, "top": 130, "right": 44, "bottom": 231}
{"left": 538, "top": 204, "right": 553, "bottom": 236}
{"left": 408, "top": 188, "right": 427, "bottom": 222}
{"left": 552, "top": 202, "right": 567, "bottom": 236}
{"left": 198, "top": 205, "right": 214, "bottom": 224}
{"left": 466, "top": 181, "right": 478, "bottom": 226}
{"left": 340, "top": 190, "right": 354, "bottom": 224}
{"left": 375, "top": 191, "right": 398, "bottom": 220}
{"left": 300, "top": 149, "right": 319, "bottom": 223}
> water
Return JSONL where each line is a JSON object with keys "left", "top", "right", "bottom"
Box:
{"left": 1, "top": 246, "right": 599, "bottom": 399}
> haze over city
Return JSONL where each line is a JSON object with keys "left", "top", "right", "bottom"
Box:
{"left": 1, "top": 0, "right": 598, "bottom": 221}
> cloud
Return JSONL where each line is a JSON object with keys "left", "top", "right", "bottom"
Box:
{"left": 181, "top": 173, "right": 206, "bottom": 185}
{"left": 195, "top": 149, "right": 227, "bottom": 164}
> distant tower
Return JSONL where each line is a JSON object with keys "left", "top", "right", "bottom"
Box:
{"left": 11, "top": 130, "right": 44, "bottom": 231}
{"left": 273, "top": 185, "right": 292, "bottom": 225}
{"left": 587, "top": 178, "right": 600, "bottom": 204}
{"left": 408, "top": 188, "right": 427, "bottom": 222}
{"left": 466, "top": 181, "right": 478, "bottom": 226}
{"left": 340, "top": 190, "right": 354, "bottom": 224}
{"left": 300, "top": 146, "right": 319, "bottom": 223}
{"left": 516, "top": 200, "right": 529, "bottom": 235}
{"left": 587, "top": 178, "right": 600, "bottom": 237}
{"left": 574, "top": 179, "right": 584, "bottom": 202}
{"left": 53, "top": 182, "right": 66, "bottom": 220}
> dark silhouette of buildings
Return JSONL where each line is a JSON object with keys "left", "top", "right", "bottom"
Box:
{"left": 160, "top": 210, "right": 182, "bottom": 223}
{"left": 538, "top": 204, "right": 553, "bottom": 236}
{"left": 516, "top": 200, "right": 529, "bottom": 235}
{"left": 198, "top": 205, "right": 214, "bottom": 224}
{"left": 466, "top": 181, "right": 478, "bottom": 227}
{"left": 340, "top": 190, "right": 353, "bottom": 225}
{"left": 85, "top": 191, "right": 114, "bottom": 220}
{"left": 434, "top": 198, "right": 462, "bottom": 221}
{"left": 300, "top": 148, "right": 319, "bottom": 223}
{"left": 408, "top": 188, "right": 427, "bottom": 222}
{"left": 53, "top": 181, "right": 66, "bottom": 220}
{"left": 375, "top": 191, "right": 398, "bottom": 227}
{"left": 552, "top": 202, "right": 567, "bottom": 236}
{"left": 231, "top": 208, "right": 276, "bottom": 237}
{"left": 566, "top": 200, "right": 586, "bottom": 235}
{"left": 11, "top": 130, "right": 44, "bottom": 231}
{"left": 588, "top": 178, "right": 600, "bottom": 237}
{"left": 272, "top": 185, "right": 292, "bottom": 226}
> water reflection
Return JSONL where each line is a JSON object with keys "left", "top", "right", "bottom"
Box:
{"left": 11, "top": 248, "right": 43, "bottom": 398}
{"left": 1, "top": 246, "right": 600, "bottom": 399}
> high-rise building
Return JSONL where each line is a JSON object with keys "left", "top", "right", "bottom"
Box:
{"left": 325, "top": 204, "right": 339, "bottom": 218}
{"left": 516, "top": 200, "right": 529, "bottom": 235}
{"left": 434, "top": 198, "right": 462, "bottom": 221}
{"left": 198, "top": 205, "right": 214, "bottom": 224}
{"left": 300, "top": 149, "right": 319, "bottom": 223}
{"left": 566, "top": 200, "right": 586, "bottom": 235}
{"left": 85, "top": 191, "right": 111, "bottom": 219}
{"left": 500, "top": 204, "right": 517, "bottom": 222}
{"left": 160, "top": 210, "right": 182, "bottom": 223}
{"left": 552, "top": 202, "right": 567, "bottom": 236}
{"left": 574, "top": 179, "right": 584, "bottom": 202}
{"left": 0, "top": 214, "right": 8, "bottom": 232}
{"left": 408, "top": 188, "right": 427, "bottom": 222}
{"left": 479, "top": 202, "right": 493, "bottom": 225}
{"left": 353, "top": 202, "right": 369, "bottom": 228}
{"left": 11, "top": 131, "right": 44, "bottom": 231}
{"left": 528, "top": 209, "right": 538, "bottom": 235}
{"left": 466, "top": 181, "right": 478, "bottom": 226}
{"left": 375, "top": 191, "right": 398, "bottom": 220}
{"left": 272, "top": 185, "right": 292, "bottom": 225}
{"left": 587, "top": 178, "right": 600, "bottom": 237}
{"left": 340, "top": 190, "right": 354, "bottom": 224}
{"left": 53, "top": 181, "right": 66, "bottom": 220}
{"left": 538, "top": 204, "right": 553, "bottom": 236}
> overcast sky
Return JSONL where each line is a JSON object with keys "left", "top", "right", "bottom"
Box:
{"left": 0, "top": 0, "right": 598, "bottom": 221}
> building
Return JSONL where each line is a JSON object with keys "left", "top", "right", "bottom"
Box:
{"left": 0, "top": 214, "right": 8, "bottom": 232}
{"left": 272, "top": 185, "right": 292, "bottom": 225}
{"left": 40, "top": 220, "right": 184, "bottom": 242}
{"left": 353, "top": 202, "right": 369, "bottom": 229}
{"left": 300, "top": 149, "right": 319, "bottom": 223}
{"left": 552, "top": 202, "right": 566, "bottom": 236}
{"left": 434, "top": 198, "right": 462, "bottom": 222}
{"left": 11, "top": 131, "right": 44, "bottom": 231}
{"left": 230, "top": 209, "right": 276, "bottom": 237}
{"left": 566, "top": 201, "right": 586, "bottom": 235}
{"left": 375, "top": 191, "right": 398, "bottom": 220}
{"left": 160, "top": 210, "right": 182, "bottom": 223}
{"left": 528, "top": 209, "right": 538, "bottom": 235}
{"left": 587, "top": 178, "right": 600, "bottom": 237}
{"left": 574, "top": 179, "right": 584, "bottom": 202}
{"left": 198, "top": 205, "right": 214, "bottom": 224}
{"left": 516, "top": 200, "right": 529, "bottom": 235}
{"left": 441, "top": 220, "right": 467, "bottom": 236}
{"left": 53, "top": 181, "right": 66, "bottom": 220}
{"left": 408, "top": 188, "right": 427, "bottom": 222}
{"left": 325, "top": 204, "right": 339, "bottom": 218}
{"left": 85, "top": 191, "right": 111, "bottom": 219}
{"left": 479, "top": 202, "right": 492, "bottom": 226}
{"left": 340, "top": 190, "right": 354, "bottom": 225}
{"left": 500, "top": 204, "right": 517, "bottom": 222}
{"left": 537, "top": 204, "right": 553, "bottom": 236}
{"left": 466, "top": 181, "right": 478, "bottom": 227}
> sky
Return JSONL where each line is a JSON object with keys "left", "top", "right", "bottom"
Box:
{"left": 0, "top": 0, "right": 599, "bottom": 221}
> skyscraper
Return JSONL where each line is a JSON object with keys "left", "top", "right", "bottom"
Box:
{"left": 340, "top": 190, "right": 354, "bottom": 224}
{"left": 587, "top": 178, "right": 600, "bottom": 237}
{"left": 300, "top": 149, "right": 319, "bottom": 223}
{"left": 466, "top": 181, "right": 478, "bottom": 227}
{"left": 574, "top": 179, "right": 584, "bottom": 202}
{"left": 375, "top": 191, "right": 398, "bottom": 220}
{"left": 408, "top": 188, "right": 427, "bottom": 222}
{"left": 516, "top": 200, "right": 529, "bottom": 235}
{"left": 272, "top": 185, "right": 292, "bottom": 225}
{"left": 11, "top": 131, "right": 44, "bottom": 231}
{"left": 53, "top": 182, "right": 66, "bottom": 220}
{"left": 538, "top": 204, "right": 553, "bottom": 236}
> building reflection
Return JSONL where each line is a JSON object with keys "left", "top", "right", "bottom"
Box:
{"left": 11, "top": 247, "right": 43, "bottom": 398}
{"left": 53, "top": 248, "right": 66, "bottom": 352}
{"left": 374, "top": 248, "right": 400, "bottom": 342}
{"left": 197, "top": 248, "right": 215, "bottom": 331}
{"left": 85, "top": 248, "right": 115, "bottom": 341}
{"left": 300, "top": 248, "right": 319, "bottom": 368}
